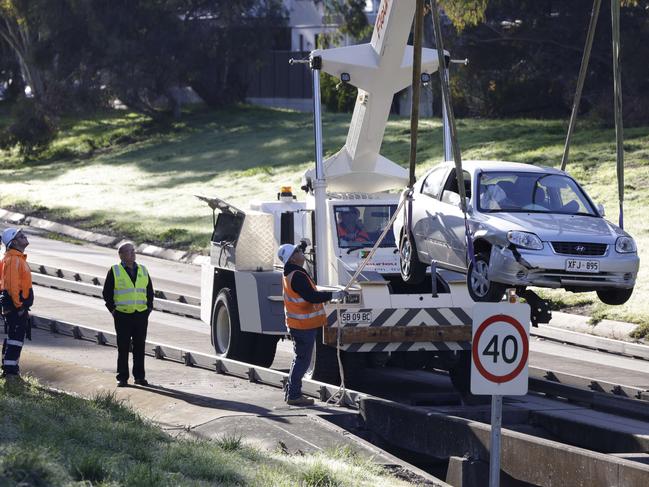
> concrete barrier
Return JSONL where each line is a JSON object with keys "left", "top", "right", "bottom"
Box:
{"left": 360, "top": 398, "right": 649, "bottom": 487}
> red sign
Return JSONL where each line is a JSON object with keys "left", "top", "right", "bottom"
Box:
{"left": 472, "top": 313, "right": 529, "bottom": 384}
{"left": 375, "top": 0, "right": 390, "bottom": 39}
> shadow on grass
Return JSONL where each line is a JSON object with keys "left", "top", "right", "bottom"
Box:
{"left": 1, "top": 107, "right": 350, "bottom": 191}
{"left": 4, "top": 200, "right": 213, "bottom": 250}
{"left": 4, "top": 108, "right": 649, "bottom": 195}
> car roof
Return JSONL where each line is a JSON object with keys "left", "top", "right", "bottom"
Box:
{"left": 440, "top": 160, "right": 564, "bottom": 175}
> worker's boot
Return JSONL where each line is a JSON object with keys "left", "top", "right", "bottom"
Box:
{"left": 1, "top": 372, "right": 22, "bottom": 383}
{"left": 286, "top": 395, "right": 314, "bottom": 406}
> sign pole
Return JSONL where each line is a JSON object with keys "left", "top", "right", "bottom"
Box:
{"left": 471, "top": 297, "right": 530, "bottom": 487}
{"left": 489, "top": 394, "right": 503, "bottom": 487}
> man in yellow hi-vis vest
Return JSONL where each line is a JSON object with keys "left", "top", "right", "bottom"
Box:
{"left": 278, "top": 243, "right": 346, "bottom": 406}
{"left": 102, "top": 242, "right": 154, "bottom": 387}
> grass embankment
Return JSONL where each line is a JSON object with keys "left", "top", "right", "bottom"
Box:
{"left": 0, "top": 378, "right": 417, "bottom": 486}
{"left": 0, "top": 105, "right": 647, "bottom": 333}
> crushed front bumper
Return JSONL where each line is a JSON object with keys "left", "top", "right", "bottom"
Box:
{"left": 488, "top": 244, "right": 639, "bottom": 290}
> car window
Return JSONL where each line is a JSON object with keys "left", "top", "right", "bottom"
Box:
{"left": 543, "top": 175, "right": 593, "bottom": 214}
{"left": 421, "top": 166, "right": 447, "bottom": 199}
{"left": 334, "top": 204, "right": 397, "bottom": 249}
{"left": 478, "top": 172, "right": 596, "bottom": 215}
{"left": 441, "top": 169, "right": 471, "bottom": 204}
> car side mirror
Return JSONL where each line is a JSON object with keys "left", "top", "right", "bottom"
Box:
{"left": 442, "top": 190, "right": 461, "bottom": 207}
{"left": 465, "top": 199, "right": 473, "bottom": 213}
{"left": 596, "top": 203, "right": 605, "bottom": 217}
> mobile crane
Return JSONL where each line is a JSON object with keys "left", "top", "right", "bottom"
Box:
{"left": 199, "top": 0, "right": 475, "bottom": 392}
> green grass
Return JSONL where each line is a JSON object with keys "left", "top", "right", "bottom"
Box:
{"left": 0, "top": 107, "right": 152, "bottom": 166}
{"left": 0, "top": 105, "right": 351, "bottom": 252}
{"left": 0, "top": 104, "right": 648, "bottom": 331}
{"left": 0, "top": 377, "right": 419, "bottom": 486}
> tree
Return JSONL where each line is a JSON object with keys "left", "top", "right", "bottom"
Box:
{"left": 0, "top": 39, "right": 24, "bottom": 102}
{"left": 184, "top": 0, "right": 288, "bottom": 108}
{"left": 316, "top": 0, "right": 372, "bottom": 48}
{"left": 315, "top": 1, "right": 372, "bottom": 112}
{"left": 0, "top": 0, "right": 288, "bottom": 118}
{"left": 439, "top": 0, "right": 489, "bottom": 31}
{"left": 0, "top": 0, "right": 104, "bottom": 112}
{"left": 0, "top": 1, "right": 48, "bottom": 107}
{"left": 80, "top": 0, "right": 187, "bottom": 118}
{"left": 0, "top": 0, "right": 80, "bottom": 156}
{"left": 440, "top": 0, "right": 649, "bottom": 122}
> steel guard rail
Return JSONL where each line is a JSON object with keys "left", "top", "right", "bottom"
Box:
{"left": 30, "top": 314, "right": 364, "bottom": 408}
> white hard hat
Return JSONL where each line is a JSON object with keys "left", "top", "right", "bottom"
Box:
{"left": 1, "top": 228, "right": 19, "bottom": 246}
{"left": 277, "top": 243, "right": 298, "bottom": 264}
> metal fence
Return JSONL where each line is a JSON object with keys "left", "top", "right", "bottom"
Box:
{"left": 247, "top": 50, "right": 312, "bottom": 100}
{"left": 245, "top": 49, "right": 420, "bottom": 115}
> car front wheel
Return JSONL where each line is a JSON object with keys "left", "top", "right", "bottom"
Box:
{"left": 596, "top": 287, "right": 634, "bottom": 306}
{"left": 399, "top": 232, "right": 427, "bottom": 285}
{"left": 467, "top": 252, "right": 506, "bottom": 302}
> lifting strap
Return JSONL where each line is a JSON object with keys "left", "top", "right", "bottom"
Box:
{"left": 561, "top": 0, "right": 601, "bottom": 171}
{"left": 611, "top": 0, "right": 624, "bottom": 229}
{"left": 429, "top": 0, "right": 475, "bottom": 267}
{"left": 408, "top": 0, "right": 425, "bottom": 189}
{"left": 561, "top": 0, "right": 624, "bottom": 229}
{"left": 404, "top": 0, "right": 426, "bottom": 246}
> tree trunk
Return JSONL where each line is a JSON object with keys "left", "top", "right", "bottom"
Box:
{"left": 0, "top": 15, "right": 45, "bottom": 103}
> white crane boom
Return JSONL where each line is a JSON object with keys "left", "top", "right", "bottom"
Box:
{"left": 306, "top": 0, "right": 441, "bottom": 193}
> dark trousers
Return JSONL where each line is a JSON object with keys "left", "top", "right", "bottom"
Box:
{"left": 285, "top": 328, "right": 318, "bottom": 401}
{"left": 2, "top": 311, "right": 28, "bottom": 376}
{"left": 113, "top": 310, "right": 148, "bottom": 382}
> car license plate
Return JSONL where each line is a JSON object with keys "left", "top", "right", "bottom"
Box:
{"left": 565, "top": 259, "right": 599, "bottom": 273}
{"left": 340, "top": 311, "right": 372, "bottom": 324}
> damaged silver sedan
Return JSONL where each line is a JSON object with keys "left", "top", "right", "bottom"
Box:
{"left": 393, "top": 161, "right": 639, "bottom": 304}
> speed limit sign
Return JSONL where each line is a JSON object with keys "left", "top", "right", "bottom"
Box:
{"left": 471, "top": 303, "right": 531, "bottom": 395}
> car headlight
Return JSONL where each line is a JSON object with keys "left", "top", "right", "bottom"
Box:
{"left": 615, "top": 236, "right": 637, "bottom": 253}
{"left": 507, "top": 231, "right": 543, "bottom": 250}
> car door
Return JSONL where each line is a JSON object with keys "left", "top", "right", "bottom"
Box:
{"left": 414, "top": 165, "right": 449, "bottom": 263}
{"left": 435, "top": 169, "right": 472, "bottom": 271}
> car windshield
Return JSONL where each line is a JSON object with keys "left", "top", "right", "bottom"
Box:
{"left": 335, "top": 204, "right": 397, "bottom": 249}
{"left": 478, "top": 172, "right": 597, "bottom": 216}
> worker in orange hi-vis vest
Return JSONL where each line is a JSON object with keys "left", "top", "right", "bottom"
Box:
{"left": 278, "top": 243, "right": 347, "bottom": 406}
{"left": 1, "top": 228, "right": 33, "bottom": 380}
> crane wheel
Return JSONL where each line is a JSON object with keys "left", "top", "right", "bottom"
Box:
{"left": 211, "top": 288, "right": 254, "bottom": 363}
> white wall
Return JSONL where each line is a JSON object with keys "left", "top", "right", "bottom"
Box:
{"left": 285, "top": 0, "right": 380, "bottom": 51}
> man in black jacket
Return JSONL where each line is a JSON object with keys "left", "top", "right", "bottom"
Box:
{"left": 102, "top": 242, "right": 154, "bottom": 387}
{"left": 279, "top": 243, "right": 346, "bottom": 406}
